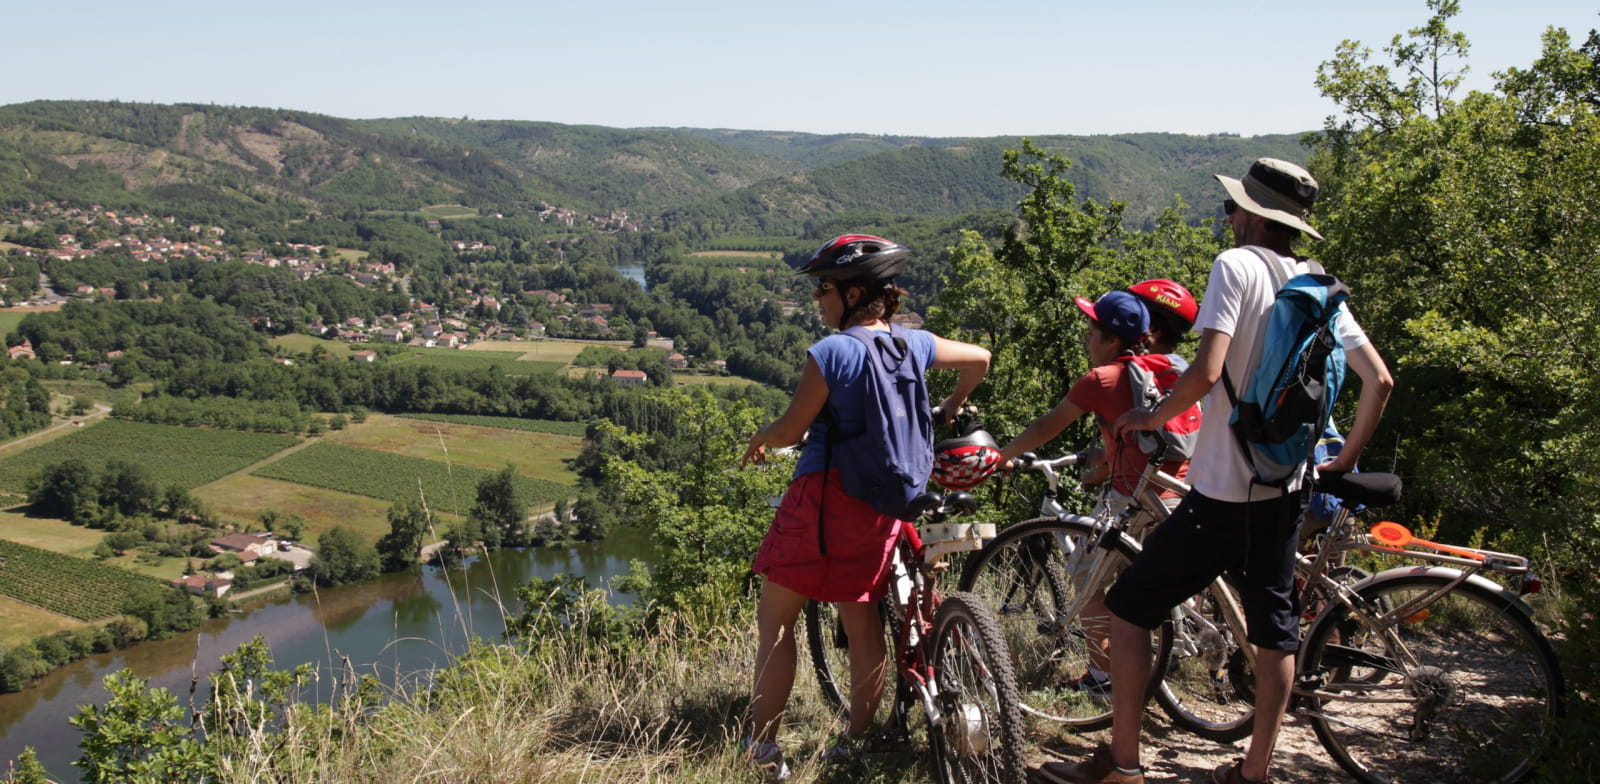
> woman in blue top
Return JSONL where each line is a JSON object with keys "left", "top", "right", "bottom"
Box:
{"left": 739, "top": 235, "right": 990, "bottom": 778}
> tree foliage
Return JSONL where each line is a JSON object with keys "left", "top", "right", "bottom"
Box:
{"left": 602, "top": 388, "right": 789, "bottom": 613}
{"left": 1306, "top": 7, "right": 1600, "bottom": 776}
{"left": 309, "top": 526, "right": 381, "bottom": 586}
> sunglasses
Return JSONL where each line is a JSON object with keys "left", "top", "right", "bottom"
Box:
{"left": 1223, "top": 199, "right": 1239, "bottom": 216}
{"left": 813, "top": 280, "right": 836, "bottom": 297}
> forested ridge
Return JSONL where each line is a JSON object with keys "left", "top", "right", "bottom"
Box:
{"left": 2, "top": 2, "right": 1600, "bottom": 781}
{"left": 0, "top": 99, "right": 1302, "bottom": 233}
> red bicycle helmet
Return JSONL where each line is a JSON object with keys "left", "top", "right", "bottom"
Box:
{"left": 932, "top": 429, "right": 1002, "bottom": 491}
{"left": 1128, "top": 278, "right": 1198, "bottom": 329}
{"left": 797, "top": 234, "right": 909, "bottom": 282}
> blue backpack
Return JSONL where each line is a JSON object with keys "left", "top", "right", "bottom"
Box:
{"left": 820, "top": 324, "right": 934, "bottom": 550}
{"left": 1223, "top": 250, "right": 1351, "bottom": 489}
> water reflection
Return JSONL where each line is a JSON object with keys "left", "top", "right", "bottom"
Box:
{"left": 0, "top": 527, "right": 654, "bottom": 783}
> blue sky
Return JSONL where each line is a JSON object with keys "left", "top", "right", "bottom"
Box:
{"left": 7, "top": 1, "right": 1595, "bottom": 137}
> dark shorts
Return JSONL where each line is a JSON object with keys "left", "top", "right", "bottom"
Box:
{"left": 1105, "top": 490, "right": 1305, "bottom": 651}
{"left": 752, "top": 470, "right": 903, "bottom": 603}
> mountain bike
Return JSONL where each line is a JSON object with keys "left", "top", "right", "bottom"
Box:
{"left": 968, "top": 447, "right": 1565, "bottom": 783}
{"left": 1289, "top": 472, "right": 1561, "bottom": 783}
{"left": 804, "top": 490, "right": 1027, "bottom": 784}
{"left": 953, "top": 449, "right": 1182, "bottom": 729}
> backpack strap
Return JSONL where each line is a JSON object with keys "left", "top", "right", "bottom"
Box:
{"left": 1221, "top": 246, "right": 1306, "bottom": 406}
{"left": 1221, "top": 246, "right": 1304, "bottom": 494}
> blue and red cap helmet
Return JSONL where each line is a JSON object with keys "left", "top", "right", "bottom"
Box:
{"left": 797, "top": 234, "right": 909, "bottom": 282}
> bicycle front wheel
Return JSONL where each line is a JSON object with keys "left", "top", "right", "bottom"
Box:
{"left": 1155, "top": 583, "right": 1257, "bottom": 742}
{"left": 957, "top": 517, "right": 1167, "bottom": 728}
{"left": 927, "top": 592, "right": 1027, "bottom": 784}
{"left": 1302, "top": 574, "right": 1564, "bottom": 784}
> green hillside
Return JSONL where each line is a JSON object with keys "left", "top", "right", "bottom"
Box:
{"left": 668, "top": 132, "right": 1308, "bottom": 232}
{"left": 0, "top": 100, "right": 1311, "bottom": 235}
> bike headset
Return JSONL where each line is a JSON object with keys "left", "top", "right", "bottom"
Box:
{"left": 798, "top": 234, "right": 908, "bottom": 329}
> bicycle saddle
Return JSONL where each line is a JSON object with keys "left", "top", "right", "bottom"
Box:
{"left": 906, "top": 492, "right": 945, "bottom": 519}
{"left": 1314, "top": 471, "right": 1402, "bottom": 509}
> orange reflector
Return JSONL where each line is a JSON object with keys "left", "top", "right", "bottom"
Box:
{"left": 1370, "top": 521, "right": 1411, "bottom": 545}
{"left": 1368, "top": 522, "right": 1486, "bottom": 562}
{"left": 1404, "top": 609, "right": 1431, "bottom": 623}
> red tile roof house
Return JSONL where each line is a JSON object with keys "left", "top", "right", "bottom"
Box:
{"left": 173, "top": 574, "right": 233, "bottom": 597}
{"left": 610, "top": 369, "right": 648, "bottom": 387}
{"left": 209, "top": 533, "right": 276, "bottom": 558}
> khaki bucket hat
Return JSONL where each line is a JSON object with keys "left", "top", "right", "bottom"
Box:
{"left": 1215, "top": 158, "right": 1323, "bottom": 240}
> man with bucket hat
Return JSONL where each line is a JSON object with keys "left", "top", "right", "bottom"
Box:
{"left": 1033, "top": 159, "right": 1393, "bottom": 784}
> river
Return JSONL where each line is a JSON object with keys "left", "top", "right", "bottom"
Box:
{"left": 0, "top": 526, "right": 656, "bottom": 782}
{"left": 618, "top": 262, "right": 646, "bottom": 290}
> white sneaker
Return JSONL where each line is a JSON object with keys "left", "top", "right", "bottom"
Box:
{"left": 741, "top": 737, "right": 791, "bottom": 781}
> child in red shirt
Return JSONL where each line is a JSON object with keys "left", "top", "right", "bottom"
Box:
{"left": 997, "top": 289, "right": 1194, "bottom": 693}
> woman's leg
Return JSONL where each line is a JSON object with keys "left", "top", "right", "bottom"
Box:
{"left": 751, "top": 577, "right": 810, "bottom": 744}
{"left": 835, "top": 600, "right": 888, "bottom": 737}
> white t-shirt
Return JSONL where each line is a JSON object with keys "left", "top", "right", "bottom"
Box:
{"left": 1186, "top": 246, "right": 1370, "bottom": 502}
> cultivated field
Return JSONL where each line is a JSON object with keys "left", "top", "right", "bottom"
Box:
{"left": 40, "top": 378, "right": 132, "bottom": 409}
{"left": 251, "top": 442, "right": 571, "bottom": 514}
{"left": 0, "top": 539, "right": 165, "bottom": 621}
{"left": 386, "top": 347, "right": 564, "bottom": 375}
{"left": 192, "top": 475, "right": 414, "bottom": 544}
{"left": 671, "top": 372, "right": 760, "bottom": 388}
{"left": 419, "top": 204, "right": 478, "bottom": 219}
{"left": 491, "top": 338, "right": 628, "bottom": 364}
{"left": 271, "top": 333, "right": 349, "bottom": 355}
{"left": 0, "top": 420, "right": 301, "bottom": 495}
{"left": 394, "top": 413, "right": 587, "bottom": 437}
{"left": 685, "top": 250, "right": 781, "bottom": 258}
{"left": 323, "top": 413, "right": 581, "bottom": 484}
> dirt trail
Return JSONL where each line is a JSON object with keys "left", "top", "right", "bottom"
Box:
{"left": 1026, "top": 710, "right": 1350, "bottom": 783}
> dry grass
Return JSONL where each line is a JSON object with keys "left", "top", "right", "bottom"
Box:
{"left": 0, "top": 595, "right": 85, "bottom": 647}
{"left": 203, "top": 599, "right": 930, "bottom": 784}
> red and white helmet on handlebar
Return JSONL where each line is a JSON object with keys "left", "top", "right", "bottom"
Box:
{"left": 932, "top": 429, "right": 1002, "bottom": 491}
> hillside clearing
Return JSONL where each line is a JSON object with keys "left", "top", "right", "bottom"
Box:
{"left": 323, "top": 413, "right": 581, "bottom": 484}
{"left": 192, "top": 474, "right": 419, "bottom": 544}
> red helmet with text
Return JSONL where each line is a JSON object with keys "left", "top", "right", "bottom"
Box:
{"left": 1127, "top": 278, "right": 1198, "bottom": 329}
{"left": 797, "top": 234, "right": 909, "bottom": 282}
{"left": 931, "top": 429, "right": 1002, "bottom": 491}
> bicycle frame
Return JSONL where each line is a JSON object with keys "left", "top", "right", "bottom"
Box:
{"left": 886, "top": 522, "right": 948, "bottom": 727}
{"left": 1291, "top": 501, "right": 1538, "bottom": 700}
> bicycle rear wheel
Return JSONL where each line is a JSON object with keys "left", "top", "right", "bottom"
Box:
{"left": 957, "top": 518, "right": 1167, "bottom": 729}
{"left": 1302, "top": 574, "right": 1564, "bottom": 784}
{"left": 804, "top": 598, "right": 899, "bottom": 720}
{"left": 1155, "top": 583, "right": 1257, "bottom": 742}
{"left": 926, "top": 592, "right": 1027, "bottom": 784}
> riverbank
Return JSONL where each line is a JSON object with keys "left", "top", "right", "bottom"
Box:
{"left": 0, "top": 527, "right": 657, "bottom": 783}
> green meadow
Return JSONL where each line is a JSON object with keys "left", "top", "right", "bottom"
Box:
{"left": 324, "top": 413, "right": 581, "bottom": 484}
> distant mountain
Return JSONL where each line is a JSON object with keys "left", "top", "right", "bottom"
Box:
{"left": 0, "top": 100, "right": 1310, "bottom": 233}
{"left": 665, "top": 133, "right": 1310, "bottom": 231}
